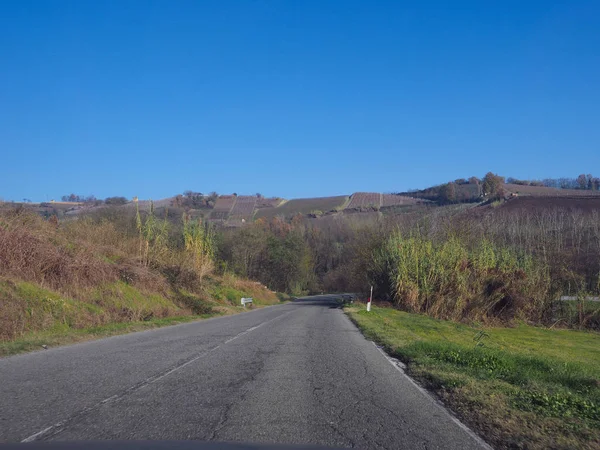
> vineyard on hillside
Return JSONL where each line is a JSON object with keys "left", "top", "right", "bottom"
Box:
{"left": 255, "top": 196, "right": 349, "bottom": 219}
{"left": 228, "top": 196, "right": 257, "bottom": 221}
{"left": 256, "top": 197, "right": 283, "bottom": 208}
{"left": 347, "top": 192, "right": 381, "bottom": 209}
{"left": 505, "top": 184, "right": 600, "bottom": 197}
{"left": 209, "top": 195, "right": 236, "bottom": 221}
{"left": 381, "top": 194, "right": 421, "bottom": 207}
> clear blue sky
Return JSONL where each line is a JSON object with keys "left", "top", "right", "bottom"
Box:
{"left": 1, "top": 1, "right": 599, "bottom": 201}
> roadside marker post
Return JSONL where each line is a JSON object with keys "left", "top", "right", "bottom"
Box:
{"left": 367, "top": 286, "right": 373, "bottom": 312}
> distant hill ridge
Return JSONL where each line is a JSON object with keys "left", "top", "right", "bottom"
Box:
{"left": 6, "top": 175, "right": 600, "bottom": 224}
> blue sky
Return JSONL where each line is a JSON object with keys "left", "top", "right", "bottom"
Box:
{"left": 1, "top": 1, "right": 599, "bottom": 201}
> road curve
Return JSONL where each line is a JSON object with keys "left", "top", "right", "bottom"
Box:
{"left": 0, "top": 296, "right": 488, "bottom": 449}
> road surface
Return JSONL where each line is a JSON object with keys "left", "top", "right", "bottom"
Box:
{"left": 0, "top": 296, "right": 488, "bottom": 449}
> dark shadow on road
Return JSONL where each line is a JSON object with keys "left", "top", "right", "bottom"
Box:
{"left": 292, "top": 295, "right": 351, "bottom": 307}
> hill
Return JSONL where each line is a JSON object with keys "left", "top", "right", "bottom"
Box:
{"left": 255, "top": 195, "right": 349, "bottom": 219}
{"left": 504, "top": 183, "right": 600, "bottom": 197}
{"left": 5, "top": 172, "right": 600, "bottom": 228}
{"left": 493, "top": 195, "right": 600, "bottom": 213}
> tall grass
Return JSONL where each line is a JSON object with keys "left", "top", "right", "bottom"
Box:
{"left": 135, "top": 201, "right": 169, "bottom": 267}
{"left": 183, "top": 213, "right": 214, "bottom": 280}
{"left": 0, "top": 210, "right": 119, "bottom": 291}
{"left": 0, "top": 207, "right": 276, "bottom": 342}
{"left": 376, "top": 230, "right": 553, "bottom": 322}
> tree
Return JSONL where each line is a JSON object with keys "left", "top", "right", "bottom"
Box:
{"left": 439, "top": 182, "right": 457, "bottom": 203}
{"left": 577, "top": 174, "right": 587, "bottom": 190}
{"left": 105, "top": 196, "right": 128, "bottom": 205}
{"left": 482, "top": 172, "right": 505, "bottom": 198}
{"left": 559, "top": 178, "right": 571, "bottom": 189}
{"left": 184, "top": 190, "right": 203, "bottom": 199}
{"left": 60, "top": 193, "right": 99, "bottom": 203}
{"left": 468, "top": 176, "right": 480, "bottom": 185}
{"left": 84, "top": 195, "right": 101, "bottom": 205}
{"left": 172, "top": 195, "right": 184, "bottom": 207}
{"left": 542, "top": 178, "right": 559, "bottom": 188}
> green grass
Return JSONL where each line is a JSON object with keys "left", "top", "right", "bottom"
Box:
{"left": 95, "top": 281, "right": 176, "bottom": 307}
{"left": 210, "top": 284, "right": 248, "bottom": 304}
{"left": 276, "top": 292, "right": 292, "bottom": 302}
{"left": 346, "top": 304, "right": 600, "bottom": 449}
{"left": 1, "top": 276, "right": 283, "bottom": 358}
{"left": 0, "top": 315, "right": 214, "bottom": 358}
{"left": 209, "top": 279, "right": 286, "bottom": 306}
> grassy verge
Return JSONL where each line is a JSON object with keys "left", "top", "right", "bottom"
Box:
{"left": 346, "top": 304, "right": 600, "bottom": 449}
{"left": 0, "top": 276, "right": 287, "bottom": 359}
{"left": 0, "top": 315, "right": 213, "bottom": 358}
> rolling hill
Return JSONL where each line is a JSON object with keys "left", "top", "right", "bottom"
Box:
{"left": 5, "top": 178, "right": 600, "bottom": 226}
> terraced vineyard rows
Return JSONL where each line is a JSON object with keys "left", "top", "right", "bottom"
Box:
{"left": 255, "top": 196, "right": 348, "bottom": 219}
{"left": 209, "top": 210, "right": 229, "bottom": 221}
{"left": 209, "top": 195, "right": 236, "bottom": 221}
{"left": 213, "top": 195, "right": 236, "bottom": 211}
{"left": 382, "top": 194, "right": 421, "bottom": 207}
{"left": 347, "top": 192, "right": 381, "bottom": 209}
{"left": 256, "top": 197, "right": 283, "bottom": 208}
{"left": 228, "top": 196, "right": 257, "bottom": 221}
{"left": 505, "top": 184, "right": 600, "bottom": 197}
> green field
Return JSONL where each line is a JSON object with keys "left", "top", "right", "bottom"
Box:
{"left": 346, "top": 304, "right": 600, "bottom": 449}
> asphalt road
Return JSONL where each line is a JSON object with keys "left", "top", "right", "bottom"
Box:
{"left": 0, "top": 296, "right": 488, "bottom": 449}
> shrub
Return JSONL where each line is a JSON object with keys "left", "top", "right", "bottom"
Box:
{"left": 105, "top": 196, "right": 128, "bottom": 205}
{"left": 374, "top": 231, "right": 551, "bottom": 322}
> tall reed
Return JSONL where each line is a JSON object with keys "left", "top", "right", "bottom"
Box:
{"left": 376, "top": 230, "right": 552, "bottom": 322}
{"left": 183, "top": 213, "right": 215, "bottom": 280}
{"left": 135, "top": 201, "right": 169, "bottom": 267}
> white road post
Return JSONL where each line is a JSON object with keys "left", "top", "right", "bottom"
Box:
{"left": 367, "top": 285, "right": 373, "bottom": 312}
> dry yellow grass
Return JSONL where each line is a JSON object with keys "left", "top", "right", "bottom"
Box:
{"left": 0, "top": 209, "right": 282, "bottom": 344}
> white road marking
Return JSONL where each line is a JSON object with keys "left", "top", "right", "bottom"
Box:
{"left": 21, "top": 427, "right": 54, "bottom": 443}
{"left": 223, "top": 309, "right": 295, "bottom": 344}
{"left": 224, "top": 324, "right": 263, "bottom": 343}
{"left": 20, "top": 312, "right": 293, "bottom": 443}
{"left": 20, "top": 346, "right": 220, "bottom": 443}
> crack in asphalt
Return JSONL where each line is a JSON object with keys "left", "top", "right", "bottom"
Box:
{"left": 207, "top": 357, "right": 266, "bottom": 441}
{"left": 5, "top": 299, "right": 488, "bottom": 449}
{"left": 22, "top": 345, "right": 222, "bottom": 442}
{"left": 21, "top": 309, "right": 300, "bottom": 443}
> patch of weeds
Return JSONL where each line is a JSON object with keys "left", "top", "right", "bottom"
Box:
{"left": 211, "top": 285, "right": 247, "bottom": 305}
{"left": 174, "top": 290, "right": 213, "bottom": 315}
{"left": 276, "top": 292, "right": 291, "bottom": 302}
{"left": 401, "top": 341, "right": 513, "bottom": 380}
{"left": 413, "top": 366, "right": 470, "bottom": 390}
{"left": 511, "top": 390, "right": 600, "bottom": 422}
